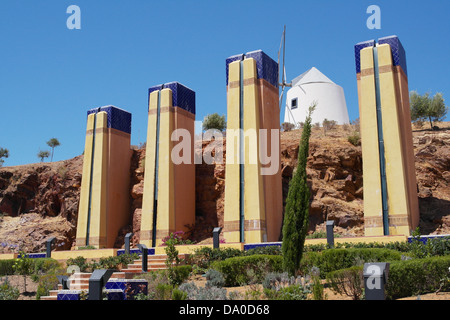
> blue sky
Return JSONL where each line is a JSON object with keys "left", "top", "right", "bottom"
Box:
{"left": 0, "top": 0, "right": 449, "bottom": 166}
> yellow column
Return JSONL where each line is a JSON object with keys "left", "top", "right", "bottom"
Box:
{"left": 88, "top": 111, "right": 108, "bottom": 248}
{"left": 140, "top": 91, "right": 159, "bottom": 247}
{"left": 155, "top": 88, "right": 175, "bottom": 246}
{"left": 359, "top": 47, "right": 384, "bottom": 236}
{"left": 377, "top": 43, "right": 410, "bottom": 235}
{"left": 75, "top": 113, "right": 95, "bottom": 247}
{"left": 223, "top": 60, "right": 242, "bottom": 243}
{"left": 243, "top": 58, "right": 266, "bottom": 243}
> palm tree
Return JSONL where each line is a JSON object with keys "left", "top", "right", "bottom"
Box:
{"left": 46, "top": 138, "right": 60, "bottom": 162}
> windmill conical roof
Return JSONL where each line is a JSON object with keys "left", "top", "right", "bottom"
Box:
{"left": 291, "top": 67, "right": 335, "bottom": 86}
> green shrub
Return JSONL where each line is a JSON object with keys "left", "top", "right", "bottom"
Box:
{"left": 244, "top": 246, "right": 282, "bottom": 256}
{"left": 168, "top": 265, "right": 192, "bottom": 286}
{"left": 205, "top": 269, "right": 225, "bottom": 288}
{"left": 0, "top": 260, "right": 16, "bottom": 276}
{"left": 0, "top": 278, "right": 20, "bottom": 300}
{"left": 36, "top": 274, "right": 60, "bottom": 300}
{"left": 386, "top": 255, "right": 450, "bottom": 300}
{"left": 211, "top": 254, "right": 283, "bottom": 287}
{"left": 178, "top": 282, "right": 228, "bottom": 300}
{"left": 191, "top": 247, "right": 243, "bottom": 269}
{"left": 326, "top": 266, "right": 364, "bottom": 300}
{"left": 66, "top": 256, "right": 90, "bottom": 272}
{"left": 301, "top": 248, "right": 403, "bottom": 277}
{"left": 264, "top": 284, "right": 311, "bottom": 300}
{"left": 347, "top": 132, "right": 361, "bottom": 146}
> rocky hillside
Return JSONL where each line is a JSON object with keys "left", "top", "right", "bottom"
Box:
{"left": 0, "top": 123, "right": 449, "bottom": 253}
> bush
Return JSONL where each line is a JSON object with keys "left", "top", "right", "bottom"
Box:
{"left": 347, "top": 132, "right": 361, "bottom": 146}
{"left": 0, "top": 278, "right": 20, "bottom": 300}
{"left": 264, "top": 284, "right": 310, "bottom": 300}
{"left": 178, "top": 282, "right": 228, "bottom": 300}
{"left": 281, "top": 122, "right": 295, "bottom": 132}
{"left": 168, "top": 265, "right": 192, "bottom": 286}
{"left": 0, "top": 260, "right": 16, "bottom": 276}
{"left": 66, "top": 256, "right": 90, "bottom": 272}
{"left": 211, "top": 255, "right": 283, "bottom": 287}
{"left": 191, "top": 247, "right": 243, "bottom": 269}
{"left": 36, "top": 274, "right": 60, "bottom": 300}
{"left": 386, "top": 255, "right": 450, "bottom": 300}
{"left": 205, "top": 269, "right": 225, "bottom": 288}
{"left": 301, "top": 248, "right": 403, "bottom": 277}
{"left": 326, "top": 266, "right": 364, "bottom": 300}
{"left": 202, "top": 113, "right": 226, "bottom": 132}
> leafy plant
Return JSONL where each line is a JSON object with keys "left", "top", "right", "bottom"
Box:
{"left": 37, "top": 150, "right": 50, "bottom": 162}
{"left": 282, "top": 102, "right": 315, "bottom": 276}
{"left": 202, "top": 113, "right": 226, "bottom": 132}
{"left": 0, "top": 147, "right": 9, "bottom": 168}
{"left": 326, "top": 266, "right": 364, "bottom": 300}
{"left": 205, "top": 269, "right": 225, "bottom": 288}
{"left": 410, "top": 91, "right": 448, "bottom": 129}
{"left": 13, "top": 251, "right": 33, "bottom": 292}
{"left": 347, "top": 131, "right": 361, "bottom": 146}
{"left": 0, "top": 277, "right": 20, "bottom": 300}
{"left": 46, "top": 138, "right": 61, "bottom": 162}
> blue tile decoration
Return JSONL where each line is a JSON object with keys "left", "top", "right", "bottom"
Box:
{"left": 57, "top": 290, "right": 82, "bottom": 301}
{"left": 225, "top": 50, "right": 279, "bottom": 88}
{"left": 378, "top": 35, "right": 408, "bottom": 77}
{"left": 117, "top": 248, "right": 155, "bottom": 256}
{"left": 244, "top": 242, "right": 282, "bottom": 251}
{"left": 354, "top": 39, "right": 375, "bottom": 74}
{"left": 407, "top": 234, "right": 450, "bottom": 245}
{"left": 18, "top": 253, "right": 46, "bottom": 259}
{"left": 87, "top": 106, "right": 132, "bottom": 134}
{"left": 354, "top": 36, "right": 407, "bottom": 76}
{"left": 148, "top": 82, "right": 196, "bottom": 115}
{"left": 106, "top": 289, "right": 126, "bottom": 300}
{"left": 105, "top": 279, "right": 148, "bottom": 300}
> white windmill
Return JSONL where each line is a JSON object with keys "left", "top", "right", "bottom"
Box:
{"left": 277, "top": 26, "right": 350, "bottom": 128}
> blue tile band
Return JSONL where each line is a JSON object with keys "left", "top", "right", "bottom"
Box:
{"left": 226, "top": 50, "right": 279, "bottom": 88}
{"left": 87, "top": 106, "right": 132, "bottom": 135}
{"left": 148, "top": 82, "right": 196, "bottom": 115}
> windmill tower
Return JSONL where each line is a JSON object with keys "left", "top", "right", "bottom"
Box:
{"left": 278, "top": 26, "right": 349, "bottom": 127}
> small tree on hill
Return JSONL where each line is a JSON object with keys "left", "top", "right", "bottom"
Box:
{"left": 410, "top": 91, "right": 448, "bottom": 129}
{"left": 281, "top": 102, "right": 316, "bottom": 276}
{"left": 202, "top": 113, "right": 226, "bottom": 132}
{"left": 38, "top": 150, "right": 50, "bottom": 162}
{"left": 0, "top": 147, "right": 9, "bottom": 167}
{"left": 46, "top": 138, "right": 61, "bottom": 162}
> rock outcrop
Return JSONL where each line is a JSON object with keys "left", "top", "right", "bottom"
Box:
{"left": 0, "top": 124, "right": 449, "bottom": 253}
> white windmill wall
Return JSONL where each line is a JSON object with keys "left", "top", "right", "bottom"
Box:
{"left": 283, "top": 68, "right": 350, "bottom": 126}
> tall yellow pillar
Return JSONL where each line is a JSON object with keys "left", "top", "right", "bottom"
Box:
{"left": 76, "top": 106, "right": 132, "bottom": 248}
{"left": 224, "top": 50, "right": 282, "bottom": 243}
{"left": 140, "top": 82, "right": 196, "bottom": 247}
{"left": 355, "top": 36, "right": 419, "bottom": 236}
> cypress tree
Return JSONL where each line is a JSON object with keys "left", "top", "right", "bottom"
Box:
{"left": 281, "top": 102, "right": 316, "bottom": 276}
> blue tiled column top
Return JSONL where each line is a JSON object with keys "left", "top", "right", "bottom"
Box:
{"left": 226, "top": 50, "right": 279, "bottom": 88}
{"left": 148, "top": 81, "right": 196, "bottom": 115}
{"left": 378, "top": 35, "right": 408, "bottom": 77}
{"left": 354, "top": 39, "right": 375, "bottom": 74}
{"left": 87, "top": 105, "right": 132, "bottom": 135}
{"left": 354, "top": 36, "right": 407, "bottom": 76}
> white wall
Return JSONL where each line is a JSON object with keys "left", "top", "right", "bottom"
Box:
{"left": 284, "top": 82, "right": 350, "bottom": 126}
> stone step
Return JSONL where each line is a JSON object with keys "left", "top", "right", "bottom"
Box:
{"left": 49, "top": 290, "right": 59, "bottom": 297}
